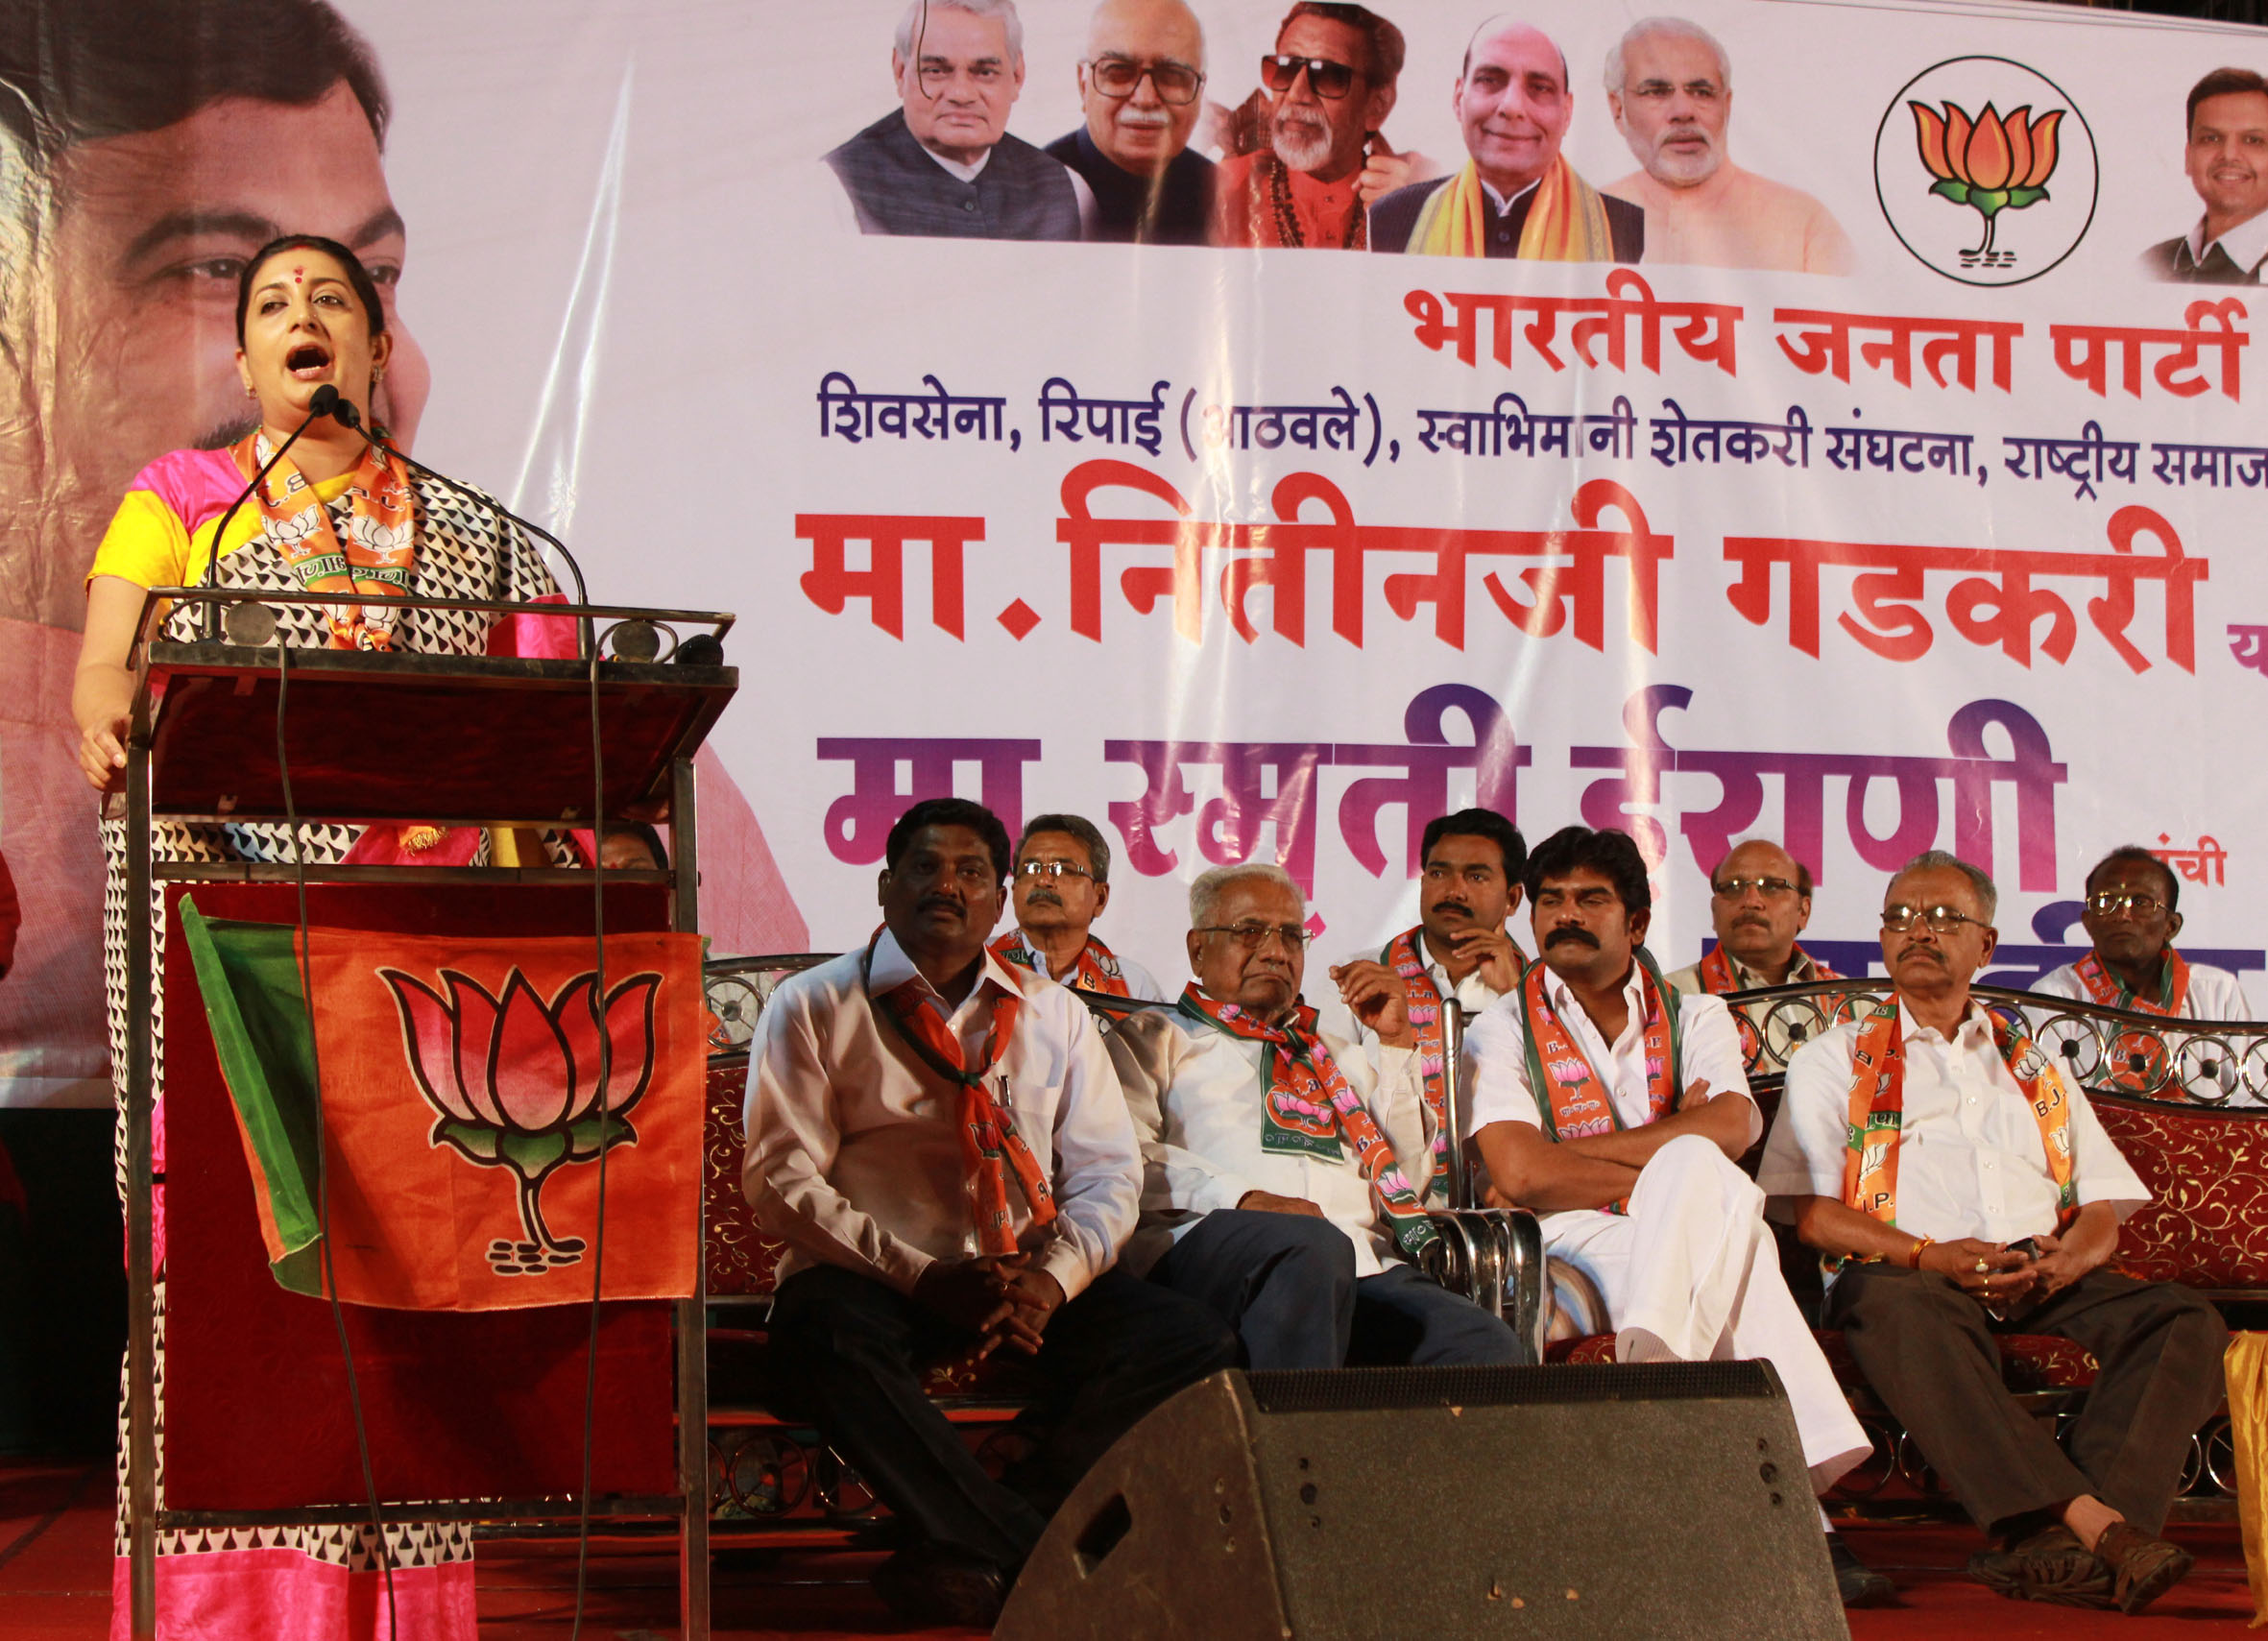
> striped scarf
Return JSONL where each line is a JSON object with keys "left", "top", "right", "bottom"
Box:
{"left": 1406, "top": 152, "right": 1616, "bottom": 260}
{"left": 1176, "top": 986, "right": 1437, "bottom": 1258}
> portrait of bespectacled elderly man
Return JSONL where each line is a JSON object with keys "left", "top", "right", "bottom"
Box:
{"left": 823, "top": 0, "right": 1081, "bottom": 240}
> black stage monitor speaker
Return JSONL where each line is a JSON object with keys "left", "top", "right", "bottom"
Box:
{"left": 995, "top": 1361, "right": 1848, "bottom": 1641}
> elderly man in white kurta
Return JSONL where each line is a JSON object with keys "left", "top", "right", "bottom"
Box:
{"left": 1108, "top": 861, "right": 1524, "bottom": 1370}
{"left": 1463, "top": 825, "right": 1882, "bottom": 1606}
{"left": 1761, "top": 850, "right": 2226, "bottom": 1615}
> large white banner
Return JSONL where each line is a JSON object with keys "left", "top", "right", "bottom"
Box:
{"left": 5, "top": 0, "right": 2266, "bottom": 1102}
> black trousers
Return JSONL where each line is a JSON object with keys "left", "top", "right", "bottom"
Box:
{"left": 767, "top": 1263, "right": 1239, "bottom": 1570}
{"left": 1825, "top": 1264, "right": 2227, "bottom": 1537}
{"left": 1149, "top": 1208, "right": 1525, "bottom": 1370}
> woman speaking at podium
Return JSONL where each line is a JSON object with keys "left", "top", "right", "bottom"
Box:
{"left": 70, "top": 234, "right": 568, "bottom": 1636}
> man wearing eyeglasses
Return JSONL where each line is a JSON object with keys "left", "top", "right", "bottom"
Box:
{"left": 1370, "top": 16, "right": 1642, "bottom": 262}
{"left": 990, "top": 812, "right": 1166, "bottom": 999}
{"left": 1668, "top": 838, "right": 1842, "bottom": 1001}
{"left": 1762, "top": 850, "right": 2225, "bottom": 1613}
{"left": 823, "top": 0, "right": 1080, "bottom": 240}
{"left": 1045, "top": 0, "right": 1214, "bottom": 245}
{"left": 1107, "top": 861, "right": 1524, "bottom": 1369}
{"left": 1462, "top": 826, "right": 1881, "bottom": 1602}
{"left": 1316, "top": 808, "right": 1527, "bottom": 1206}
{"left": 746, "top": 797, "right": 1236, "bottom": 1625}
{"left": 2034, "top": 845, "right": 2253, "bottom": 1021}
{"left": 1212, "top": 3, "right": 1413, "bottom": 250}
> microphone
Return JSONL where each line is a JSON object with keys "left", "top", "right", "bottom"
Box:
{"left": 198, "top": 384, "right": 346, "bottom": 641}
{"left": 333, "top": 413, "right": 595, "bottom": 631}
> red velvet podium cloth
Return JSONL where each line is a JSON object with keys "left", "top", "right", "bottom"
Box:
{"left": 161, "top": 881, "right": 676, "bottom": 1510}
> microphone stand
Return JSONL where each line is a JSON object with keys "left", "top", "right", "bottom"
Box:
{"left": 197, "top": 384, "right": 342, "bottom": 642}
{"left": 328, "top": 400, "right": 594, "bottom": 658}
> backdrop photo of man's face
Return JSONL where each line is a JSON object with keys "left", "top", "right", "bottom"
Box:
{"left": 12, "top": 79, "right": 427, "bottom": 627}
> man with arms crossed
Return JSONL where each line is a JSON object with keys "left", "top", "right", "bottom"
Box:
{"left": 1463, "top": 826, "right": 1883, "bottom": 1605}
{"left": 990, "top": 811, "right": 1165, "bottom": 999}
{"left": 745, "top": 798, "right": 1234, "bottom": 1626}
{"left": 1110, "top": 862, "right": 1523, "bottom": 1369}
{"left": 1762, "top": 851, "right": 2226, "bottom": 1612}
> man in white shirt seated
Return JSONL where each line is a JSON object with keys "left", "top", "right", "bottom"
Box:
{"left": 1462, "top": 825, "right": 1882, "bottom": 1605}
{"left": 1317, "top": 806, "right": 1527, "bottom": 1206}
{"left": 743, "top": 798, "right": 1236, "bottom": 1626}
{"left": 1107, "top": 861, "right": 1523, "bottom": 1370}
{"left": 1667, "top": 837, "right": 1844, "bottom": 1000}
{"left": 988, "top": 811, "right": 1166, "bottom": 1000}
{"left": 2034, "top": 845, "right": 2253, "bottom": 1020}
{"left": 1762, "top": 850, "right": 2227, "bottom": 1615}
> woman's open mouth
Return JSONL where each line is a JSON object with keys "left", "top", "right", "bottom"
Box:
{"left": 285, "top": 343, "right": 331, "bottom": 380}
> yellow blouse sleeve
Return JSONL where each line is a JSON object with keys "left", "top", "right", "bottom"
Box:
{"left": 86, "top": 490, "right": 194, "bottom": 590}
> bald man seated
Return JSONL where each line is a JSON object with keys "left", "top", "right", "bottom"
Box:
{"left": 1601, "top": 16, "right": 1850, "bottom": 274}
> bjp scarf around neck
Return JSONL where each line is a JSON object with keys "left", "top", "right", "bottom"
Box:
{"left": 1176, "top": 985, "right": 1438, "bottom": 1258}
{"left": 231, "top": 425, "right": 418, "bottom": 651}
{"left": 1517, "top": 947, "right": 1682, "bottom": 1214}
{"left": 865, "top": 933, "right": 1057, "bottom": 1256}
{"left": 990, "top": 929, "right": 1132, "bottom": 998}
{"left": 1839, "top": 999, "right": 2077, "bottom": 1256}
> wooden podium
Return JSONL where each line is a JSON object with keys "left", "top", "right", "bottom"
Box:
{"left": 117, "top": 589, "right": 736, "bottom": 1640}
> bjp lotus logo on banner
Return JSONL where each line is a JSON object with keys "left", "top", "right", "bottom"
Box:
{"left": 1876, "top": 58, "right": 2098, "bottom": 286}
{"left": 382, "top": 963, "right": 661, "bottom": 1275}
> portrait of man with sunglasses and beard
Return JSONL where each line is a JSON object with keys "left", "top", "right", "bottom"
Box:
{"left": 1211, "top": 2, "right": 1420, "bottom": 249}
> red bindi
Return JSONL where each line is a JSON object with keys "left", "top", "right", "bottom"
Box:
{"left": 292, "top": 266, "right": 304, "bottom": 284}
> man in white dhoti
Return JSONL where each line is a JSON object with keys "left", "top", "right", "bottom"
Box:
{"left": 1462, "top": 824, "right": 1885, "bottom": 1606}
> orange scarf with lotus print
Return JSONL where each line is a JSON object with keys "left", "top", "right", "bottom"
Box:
{"left": 231, "top": 427, "right": 417, "bottom": 650}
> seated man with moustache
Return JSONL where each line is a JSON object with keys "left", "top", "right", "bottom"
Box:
{"left": 1462, "top": 825, "right": 1884, "bottom": 1606}
{"left": 1763, "top": 851, "right": 2227, "bottom": 1613}
{"left": 2035, "top": 844, "right": 2253, "bottom": 1020}
{"left": 745, "top": 798, "right": 1235, "bottom": 1625}
{"left": 1318, "top": 807, "right": 1528, "bottom": 1205}
{"left": 1668, "top": 837, "right": 1844, "bottom": 1001}
{"left": 1107, "top": 861, "right": 1523, "bottom": 1369}
{"left": 990, "top": 811, "right": 1166, "bottom": 999}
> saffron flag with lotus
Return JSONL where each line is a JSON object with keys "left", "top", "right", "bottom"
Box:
{"left": 178, "top": 898, "right": 705, "bottom": 1310}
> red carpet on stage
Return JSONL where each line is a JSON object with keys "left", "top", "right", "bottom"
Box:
{"left": 2, "top": 1461, "right": 2252, "bottom": 1637}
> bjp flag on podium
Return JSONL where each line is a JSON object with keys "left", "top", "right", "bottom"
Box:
{"left": 178, "top": 898, "right": 706, "bottom": 1311}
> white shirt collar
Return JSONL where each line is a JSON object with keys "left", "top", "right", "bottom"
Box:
{"left": 921, "top": 143, "right": 993, "bottom": 184}
{"left": 1894, "top": 996, "right": 1994, "bottom": 1051}
{"left": 1543, "top": 960, "right": 1646, "bottom": 1027}
{"left": 865, "top": 926, "right": 1021, "bottom": 1003}
{"left": 1481, "top": 176, "right": 1541, "bottom": 217}
{"left": 2188, "top": 207, "right": 2268, "bottom": 275}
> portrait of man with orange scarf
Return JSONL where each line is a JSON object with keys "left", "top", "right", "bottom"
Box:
{"left": 1369, "top": 14, "right": 1642, "bottom": 262}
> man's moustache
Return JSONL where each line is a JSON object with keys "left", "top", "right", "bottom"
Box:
{"left": 1116, "top": 109, "right": 1171, "bottom": 128}
{"left": 919, "top": 895, "right": 965, "bottom": 915}
{"left": 1025, "top": 889, "right": 1062, "bottom": 906}
{"left": 1544, "top": 926, "right": 1600, "bottom": 950}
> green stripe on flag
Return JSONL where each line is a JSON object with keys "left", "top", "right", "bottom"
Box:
{"left": 177, "top": 898, "right": 326, "bottom": 1295}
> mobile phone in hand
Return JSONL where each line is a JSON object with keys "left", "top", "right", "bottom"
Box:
{"left": 1985, "top": 1238, "right": 2040, "bottom": 1320}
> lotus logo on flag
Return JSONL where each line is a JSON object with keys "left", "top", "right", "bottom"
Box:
{"left": 383, "top": 965, "right": 660, "bottom": 1275}
{"left": 1875, "top": 58, "right": 2097, "bottom": 286}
